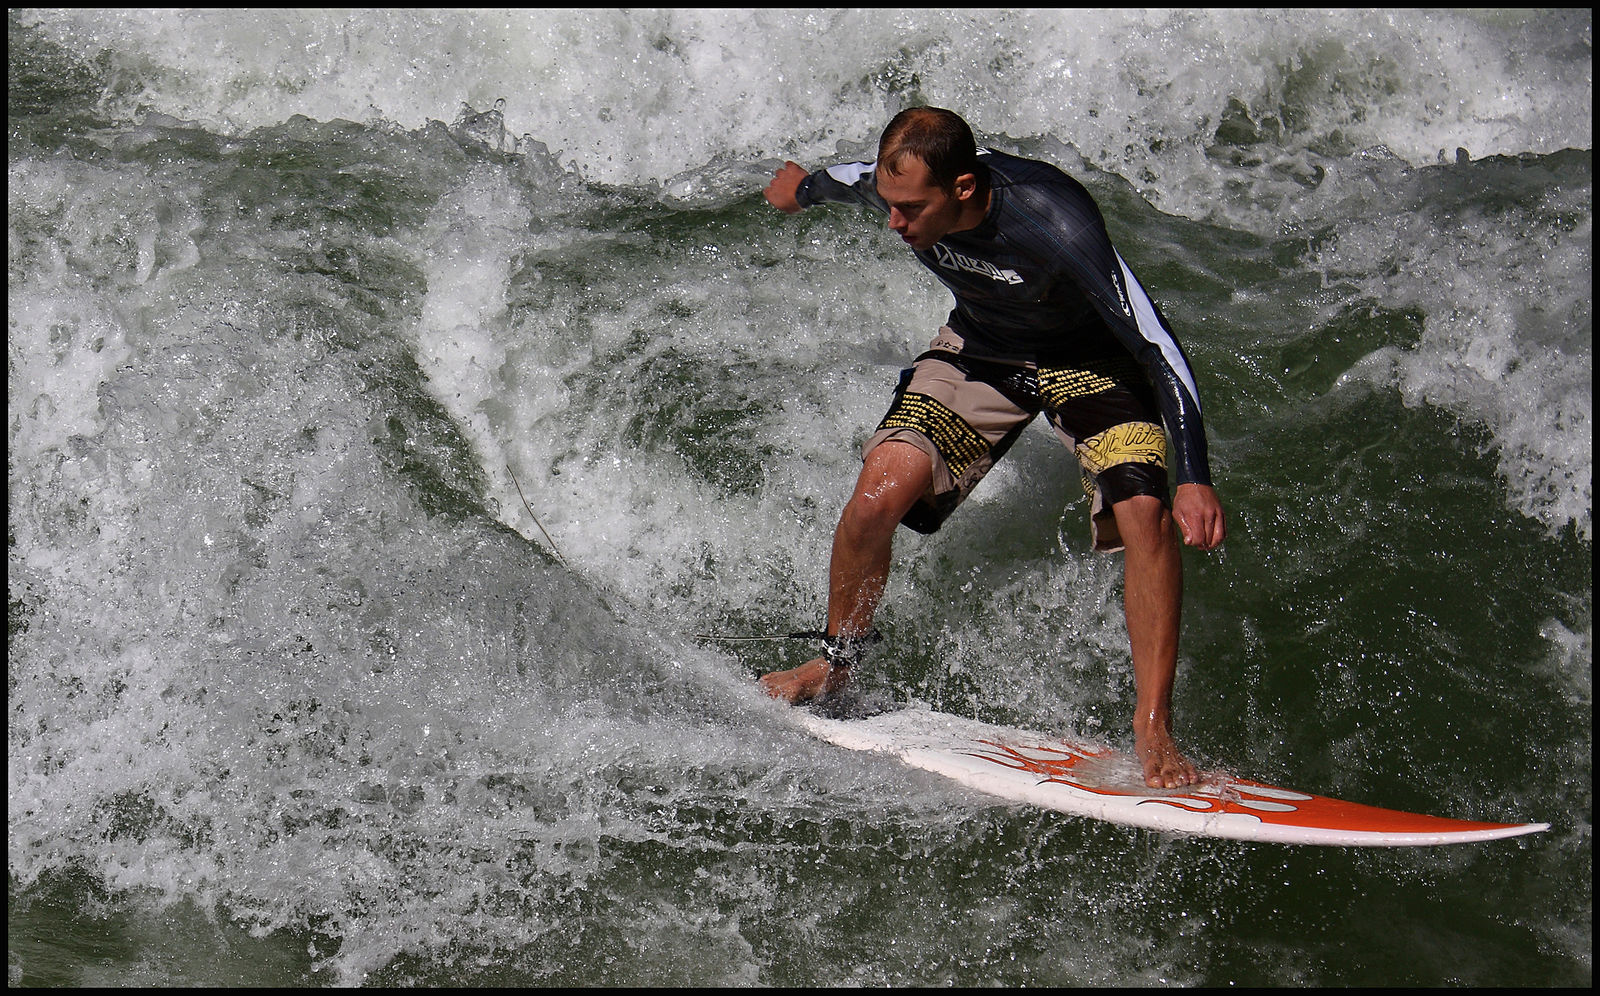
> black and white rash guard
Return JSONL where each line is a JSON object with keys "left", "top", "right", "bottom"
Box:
{"left": 794, "top": 148, "right": 1214, "bottom": 488}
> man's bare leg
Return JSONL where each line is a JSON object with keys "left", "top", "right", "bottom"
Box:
{"left": 1112, "top": 494, "right": 1200, "bottom": 788}
{"left": 758, "top": 441, "right": 933, "bottom": 703}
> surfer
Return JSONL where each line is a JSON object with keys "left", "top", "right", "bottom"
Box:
{"left": 756, "top": 107, "right": 1226, "bottom": 789}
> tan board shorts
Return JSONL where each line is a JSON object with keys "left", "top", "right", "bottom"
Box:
{"left": 862, "top": 328, "right": 1170, "bottom": 552}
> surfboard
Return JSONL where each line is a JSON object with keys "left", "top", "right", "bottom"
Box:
{"left": 798, "top": 706, "right": 1548, "bottom": 846}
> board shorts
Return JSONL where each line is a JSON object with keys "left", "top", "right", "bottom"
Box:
{"left": 862, "top": 328, "right": 1170, "bottom": 552}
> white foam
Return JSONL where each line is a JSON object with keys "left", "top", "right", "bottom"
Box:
{"left": 1324, "top": 190, "right": 1592, "bottom": 540}
{"left": 21, "top": 9, "right": 1592, "bottom": 209}
{"left": 7, "top": 12, "right": 1590, "bottom": 983}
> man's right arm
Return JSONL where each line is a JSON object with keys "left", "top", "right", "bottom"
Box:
{"left": 763, "top": 161, "right": 886, "bottom": 214}
{"left": 764, "top": 161, "right": 810, "bottom": 213}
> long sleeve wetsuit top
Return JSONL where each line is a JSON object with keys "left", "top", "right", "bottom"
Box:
{"left": 795, "top": 148, "right": 1214, "bottom": 488}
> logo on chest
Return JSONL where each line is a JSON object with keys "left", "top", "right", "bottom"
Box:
{"left": 932, "top": 244, "right": 1024, "bottom": 285}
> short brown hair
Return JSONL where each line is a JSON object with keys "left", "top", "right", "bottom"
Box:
{"left": 877, "top": 107, "right": 981, "bottom": 190}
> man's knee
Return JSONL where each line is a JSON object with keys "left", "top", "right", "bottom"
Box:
{"left": 840, "top": 441, "right": 932, "bottom": 540}
{"left": 839, "top": 492, "right": 900, "bottom": 543}
{"left": 1110, "top": 494, "right": 1176, "bottom": 548}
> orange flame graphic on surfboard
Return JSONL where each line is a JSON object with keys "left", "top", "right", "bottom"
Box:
{"left": 965, "top": 738, "right": 1530, "bottom": 835}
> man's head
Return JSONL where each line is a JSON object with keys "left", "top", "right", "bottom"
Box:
{"left": 877, "top": 106, "right": 981, "bottom": 189}
{"left": 874, "top": 107, "right": 988, "bottom": 250}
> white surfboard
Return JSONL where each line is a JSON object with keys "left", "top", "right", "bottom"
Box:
{"left": 798, "top": 706, "right": 1548, "bottom": 847}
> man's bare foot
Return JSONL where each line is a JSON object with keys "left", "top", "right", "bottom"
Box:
{"left": 1134, "top": 725, "right": 1200, "bottom": 789}
{"left": 757, "top": 657, "right": 848, "bottom": 704}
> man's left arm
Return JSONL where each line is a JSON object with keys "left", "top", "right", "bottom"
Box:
{"left": 1105, "top": 267, "right": 1226, "bottom": 551}
{"left": 1172, "top": 482, "right": 1225, "bottom": 550}
{"left": 1101, "top": 263, "right": 1226, "bottom": 550}
{"left": 1042, "top": 203, "right": 1225, "bottom": 549}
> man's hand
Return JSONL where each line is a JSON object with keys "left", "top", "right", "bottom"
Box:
{"left": 764, "top": 161, "right": 809, "bottom": 214}
{"left": 1172, "top": 482, "right": 1226, "bottom": 551}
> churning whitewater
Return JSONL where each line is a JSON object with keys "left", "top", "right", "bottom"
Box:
{"left": 9, "top": 9, "right": 1591, "bottom": 987}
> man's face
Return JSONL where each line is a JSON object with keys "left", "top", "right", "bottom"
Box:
{"left": 875, "top": 158, "right": 967, "bottom": 251}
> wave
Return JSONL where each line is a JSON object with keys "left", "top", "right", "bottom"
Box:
{"left": 8, "top": 9, "right": 1592, "bottom": 985}
{"left": 16, "top": 9, "right": 1592, "bottom": 213}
